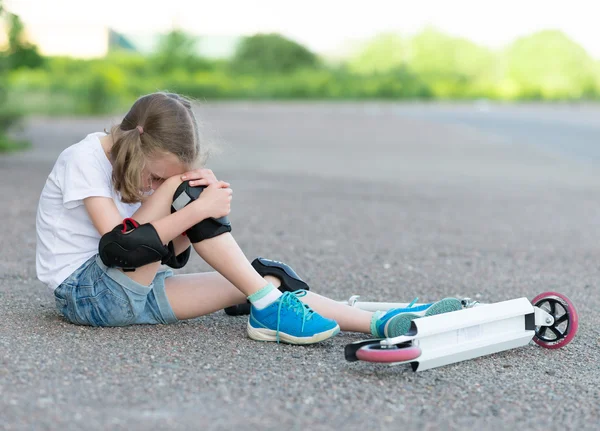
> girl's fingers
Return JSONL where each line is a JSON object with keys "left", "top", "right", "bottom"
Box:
{"left": 205, "top": 180, "right": 230, "bottom": 189}
{"left": 181, "top": 170, "right": 203, "bottom": 180}
{"left": 189, "top": 178, "right": 210, "bottom": 186}
{"left": 180, "top": 172, "right": 194, "bottom": 180}
{"left": 182, "top": 168, "right": 216, "bottom": 180}
{"left": 187, "top": 176, "right": 225, "bottom": 186}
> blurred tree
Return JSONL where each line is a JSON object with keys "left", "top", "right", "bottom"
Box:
{"left": 347, "top": 33, "right": 407, "bottom": 74}
{"left": 505, "top": 30, "right": 597, "bottom": 99}
{"left": 593, "top": 61, "right": 600, "bottom": 98}
{"left": 231, "top": 33, "right": 319, "bottom": 74}
{"left": 406, "top": 27, "right": 497, "bottom": 98}
{"left": 6, "top": 12, "right": 44, "bottom": 69}
{"left": 152, "top": 29, "right": 212, "bottom": 74}
{"left": 409, "top": 29, "right": 478, "bottom": 74}
{"left": 0, "top": 1, "right": 27, "bottom": 151}
{"left": 0, "top": 0, "right": 6, "bottom": 119}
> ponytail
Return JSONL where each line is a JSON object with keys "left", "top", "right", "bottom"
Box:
{"left": 110, "top": 127, "right": 146, "bottom": 204}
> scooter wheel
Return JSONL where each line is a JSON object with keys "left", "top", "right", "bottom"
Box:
{"left": 356, "top": 342, "right": 422, "bottom": 363}
{"left": 531, "top": 291, "right": 579, "bottom": 349}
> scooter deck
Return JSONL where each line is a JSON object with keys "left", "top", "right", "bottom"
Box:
{"left": 347, "top": 297, "right": 538, "bottom": 371}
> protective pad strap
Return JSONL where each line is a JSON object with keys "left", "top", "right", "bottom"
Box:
{"left": 186, "top": 218, "right": 231, "bottom": 243}
{"left": 171, "top": 181, "right": 232, "bottom": 243}
{"left": 163, "top": 242, "right": 192, "bottom": 269}
{"left": 251, "top": 257, "right": 310, "bottom": 292}
{"left": 99, "top": 218, "right": 170, "bottom": 271}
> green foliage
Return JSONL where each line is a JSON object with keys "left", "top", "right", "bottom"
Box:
{"left": 79, "top": 63, "right": 126, "bottom": 114}
{"left": 0, "top": 134, "right": 30, "bottom": 152}
{"left": 505, "top": 30, "right": 597, "bottom": 99}
{"left": 0, "top": 0, "right": 7, "bottom": 103}
{"left": 407, "top": 28, "right": 498, "bottom": 98}
{"left": 4, "top": 26, "right": 600, "bottom": 118}
{"left": 6, "top": 12, "right": 44, "bottom": 69}
{"left": 0, "top": 1, "right": 28, "bottom": 152}
{"left": 152, "top": 30, "right": 212, "bottom": 74}
{"left": 231, "top": 33, "right": 319, "bottom": 74}
{"left": 347, "top": 33, "right": 407, "bottom": 74}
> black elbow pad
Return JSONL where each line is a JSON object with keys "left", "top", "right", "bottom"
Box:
{"left": 99, "top": 218, "right": 170, "bottom": 271}
{"left": 163, "top": 242, "right": 192, "bottom": 269}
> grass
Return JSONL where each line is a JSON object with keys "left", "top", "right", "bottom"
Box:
{"left": 0, "top": 133, "right": 30, "bottom": 153}
{"left": 6, "top": 91, "right": 85, "bottom": 116}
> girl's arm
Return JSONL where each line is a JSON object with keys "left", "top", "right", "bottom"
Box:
{"left": 84, "top": 197, "right": 128, "bottom": 236}
{"left": 171, "top": 233, "right": 192, "bottom": 256}
{"left": 84, "top": 197, "right": 208, "bottom": 243}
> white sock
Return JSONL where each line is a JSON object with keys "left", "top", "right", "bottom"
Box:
{"left": 248, "top": 283, "right": 282, "bottom": 310}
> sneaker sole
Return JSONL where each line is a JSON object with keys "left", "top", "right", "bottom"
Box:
{"left": 247, "top": 322, "right": 340, "bottom": 344}
{"left": 385, "top": 298, "right": 463, "bottom": 337}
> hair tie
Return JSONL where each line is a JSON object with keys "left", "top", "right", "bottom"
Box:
{"left": 136, "top": 125, "right": 144, "bottom": 135}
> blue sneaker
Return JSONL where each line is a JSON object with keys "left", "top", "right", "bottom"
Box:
{"left": 247, "top": 291, "right": 340, "bottom": 344}
{"left": 373, "top": 297, "right": 463, "bottom": 338}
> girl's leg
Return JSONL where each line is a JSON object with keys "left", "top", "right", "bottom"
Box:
{"left": 164, "top": 272, "right": 247, "bottom": 320}
{"left": 300, "top": 292, "right": 372, "bottom": 333}
{"left": 128, "top": 176, "right": 268, "bottom": 296}
{"left": 116, "top": 176, "right": 193, "bottom": 286}
{"left": 165, "top": 269, "right": 374, "bottom": 333}
{"left": 121, "top": 176, "right": 456, "bottom": 339}
{"left": 188, "top": 233, "right": 375, "bottom": 331}
{"left": 190, "top": 233, "right": 274, "bottom": 296}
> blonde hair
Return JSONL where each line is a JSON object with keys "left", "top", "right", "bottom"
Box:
{"left": 108, "top": 92, "right": 202, "bottom": 203}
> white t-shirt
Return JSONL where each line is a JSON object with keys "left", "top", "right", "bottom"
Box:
{"left": 36, "top": 132, "right": 141, "bottom": 291}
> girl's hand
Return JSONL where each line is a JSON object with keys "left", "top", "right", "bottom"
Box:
{"left": 181, "top": 168, "right": 221, "bottom": 187}
{"left": 195, "top": 181, "right": 232, "bottom": 219}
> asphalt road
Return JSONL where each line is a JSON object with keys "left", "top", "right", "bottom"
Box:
{"left": 1, "top": 102, "right": 599, "bottom": 430}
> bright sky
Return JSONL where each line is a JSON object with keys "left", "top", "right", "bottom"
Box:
{"left": 5, "top": 0, "right": 600, "bottom": 58}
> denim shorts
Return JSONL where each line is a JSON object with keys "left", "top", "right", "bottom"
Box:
{"left": 53, "top": 255, "right": 179, "bottom": 327}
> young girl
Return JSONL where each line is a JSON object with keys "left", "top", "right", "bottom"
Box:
{"left": 35, "top": 92, "right": 462, "bottom": 344}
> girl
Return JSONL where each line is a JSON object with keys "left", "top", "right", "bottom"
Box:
{"left": 35, "top": 92, "right": 461, "bottom": 344}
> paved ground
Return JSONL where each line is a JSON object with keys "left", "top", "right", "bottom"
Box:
{"left": 1, "top": 102, "right": 599, "bottom": 430}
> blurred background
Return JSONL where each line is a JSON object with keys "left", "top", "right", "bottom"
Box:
{"left": 1, "top": 0, "right": 600, "bottom": 154}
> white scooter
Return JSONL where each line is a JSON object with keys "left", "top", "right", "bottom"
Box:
{"left": 342, "top": 292, "right": 579, "bottom": 372}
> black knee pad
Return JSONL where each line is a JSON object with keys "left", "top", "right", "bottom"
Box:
{"left": 171, "top": 181, "right": 232, "bottom": 243}
{"left": 224, "top": 257, "right": 310, "bottom": 316}
{"left": 251, "top": 257, "right": 310, "bottom": 293}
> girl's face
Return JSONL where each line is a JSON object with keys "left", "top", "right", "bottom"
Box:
{"left": 141, "top": 152, "right": 188, "bottom": 194}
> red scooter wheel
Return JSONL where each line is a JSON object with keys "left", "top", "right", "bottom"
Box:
{"left": 356, "top": 343, "right": 422, "bottom": 363}
{"left": 531, "top": 292, "right": 579, "bottom": 349}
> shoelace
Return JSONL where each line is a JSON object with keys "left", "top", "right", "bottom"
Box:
{"left": 407, "top": 297, "right": 418, "bottom": 308}
{"left": 275, "top": 290, "right": 314, "bottom": 343}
